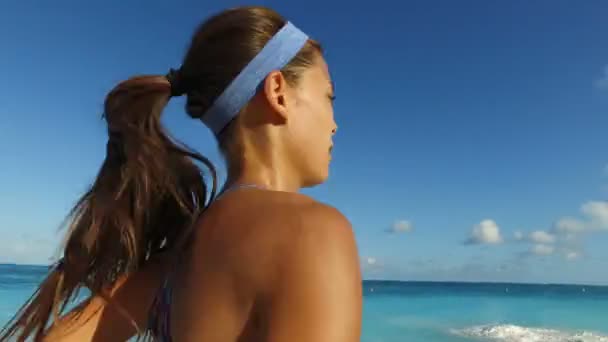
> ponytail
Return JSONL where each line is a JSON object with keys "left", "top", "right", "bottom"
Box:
{"left": 0, "top": 75, "right": 217, "bottom": 341}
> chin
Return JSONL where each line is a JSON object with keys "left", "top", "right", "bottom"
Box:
{"left": 301, "top": 168, "right": 330, "bottom": 188}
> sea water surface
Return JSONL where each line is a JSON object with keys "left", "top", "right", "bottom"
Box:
{"left": 1, "top": 264, "right": 608, "bottom": 341}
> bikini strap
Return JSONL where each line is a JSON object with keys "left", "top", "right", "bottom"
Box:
{"left": 146, "top": 183, "right": 265, "bottom": 340}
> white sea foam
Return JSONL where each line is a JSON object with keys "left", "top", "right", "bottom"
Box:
{"left": 451, "top": 324, "right": 608, "bottom": 342}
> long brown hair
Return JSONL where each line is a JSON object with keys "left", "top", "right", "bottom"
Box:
{"left": 1, "top": 6, "right": 321, "bottom": 342}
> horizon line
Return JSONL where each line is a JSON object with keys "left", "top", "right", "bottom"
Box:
{"left": 2, "top": 263, "right": 607, "bottom": 287}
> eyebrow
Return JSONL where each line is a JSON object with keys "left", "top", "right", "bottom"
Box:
{"left": 330, "top": 80, "right": 335, "bottom": 94}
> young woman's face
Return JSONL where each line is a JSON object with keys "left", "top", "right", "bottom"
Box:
{"left": 285, "top": 55, "right": 337, "bottom": 186}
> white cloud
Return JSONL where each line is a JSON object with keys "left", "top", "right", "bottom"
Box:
{"left": 361, "top": 256, "right": 384, "bottom": 278}
{"left": 581, "top": 201, "right": 608, "bottom": 229}
{"left": 514, "top": 227, "right": 584, "bottom": 260}
{"left": 553, "top": 217, "right": 587, "bottom": 234}
{"left": 595, "top": 65, "right": 608, "bottom": 89}
{"left": 529, "top": 230, "right": 556, "bottom": 244}
{"left": 361, "top": 255, "right": 382, "bottom": 269}
{"left": 531, "top": 244, "right": 554, "bottom": 256}
{"left": 508, "top": 198, "right": 607, "bottom": 262}
{"left": 564, "top": 251, "right": 581, "bottom": 260}
{"left": 387, "top": 220, "right": 414, "bottom": 233}
{"left": 548, "top": 201, "right": 608, "bottom": 236}
{"left": 465, "top": 219, "right": 503, "bottom": 245}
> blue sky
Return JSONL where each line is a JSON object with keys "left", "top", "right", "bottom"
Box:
{"left": 1, "top": 1, "right": 607, "bottom": 285}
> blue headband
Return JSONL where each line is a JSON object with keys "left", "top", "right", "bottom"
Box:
{"left": 201, "top": 21, "right": 309, "bottom": 135}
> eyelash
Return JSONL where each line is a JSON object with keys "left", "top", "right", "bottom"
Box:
{"left": 329, "top": 95, "right": 336, "bottom": 101}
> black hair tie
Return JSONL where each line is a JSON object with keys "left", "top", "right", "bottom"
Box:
{"left": 166, "top": 68, "right": 187, "bottom": 97}
{"left": 106, "top": 131, "right": 125, "bottom": 162}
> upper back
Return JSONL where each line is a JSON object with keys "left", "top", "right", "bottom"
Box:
{"left": 170, "top": 188, "right": 348, "bottom": 341}
{"left": 43, "top": 188, "right": 360, "bottom": 342}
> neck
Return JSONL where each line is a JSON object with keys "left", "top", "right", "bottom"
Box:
{"left": 224, "top": 129, "right": 301, "bottom": 193}
{"left": 225, "top": 161, "right": 301, "bottom": 193}
{"left": 225, "top": 174, "right": 294, "bottom": 194}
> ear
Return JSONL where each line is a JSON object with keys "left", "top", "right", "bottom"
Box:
{"left": 260, "top": 70, "right": 290, "bottom": 122}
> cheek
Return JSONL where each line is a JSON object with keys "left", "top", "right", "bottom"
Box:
{"left": 296, "top": 95, "right": 332, "bottom": 128}
{"left": 288, "top": 107, "right": 326, "bottom": 162}
{"left": 295, "top": 102, "right": 329, "bottom": 140}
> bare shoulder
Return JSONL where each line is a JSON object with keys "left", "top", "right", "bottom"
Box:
{"left": 288, "top": 198, "right": 355, "bottom": 248}
{"left": 285, "top": 197, "right": 359, "bottom": 280}
{"left": 299, "top": 199, "right": 352, "bottom": 230}
{"left": 266, "top": 195, "right": 362, "bottom": 342}
{"left": 240, "top": 191, "right": 357, "bottom": 266}
{"left": 173, "top": 191, "right": 361, "bottom": 341}
{"left": 253, "top": 190, "right": 349, "bottom": 225}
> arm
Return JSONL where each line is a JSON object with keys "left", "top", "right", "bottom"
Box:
{"left": 43, "top": 258, "right": 167, "bottom": 342}
{"left": 267, "top": 204, "right": 362, "bottom": 342}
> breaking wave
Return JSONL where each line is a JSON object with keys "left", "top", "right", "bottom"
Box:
{"left": 451, "top": 324, "right": 608, "bottom": 342}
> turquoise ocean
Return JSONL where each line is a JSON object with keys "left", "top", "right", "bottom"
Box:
{"left": 2, "top": 264, "right": 608, "bottom": 341}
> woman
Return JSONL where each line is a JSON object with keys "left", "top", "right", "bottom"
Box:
{"left": 0, "top": 5, "right": 361, "bottom": 342}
